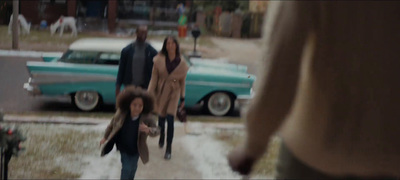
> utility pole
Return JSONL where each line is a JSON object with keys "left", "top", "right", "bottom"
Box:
{"left": 12, "top": 0, "right": 19, "bottom": 50}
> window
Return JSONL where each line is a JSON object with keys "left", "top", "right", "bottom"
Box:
{"left": 55, "top": 0, "right": 67, "bottom": 4}
{"left": 60, "top": 51, "right": 99, "bottom": 64}
{"left": 118, "top": 0, "right": 150, "bottom": 20}
{"left": 59, "top": 51, "right": 120, "bottom": 65}
{"left": 41, "top": 0, "right": 66, "bottom": 4}
{"left": 95, "top": 53, "right": 120, "bottom": 65}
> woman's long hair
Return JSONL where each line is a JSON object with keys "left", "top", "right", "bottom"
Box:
{"left": 161, "top": 36, "right": 181, "bottom": 58}
{"left": 116, "top": 86, "right": 154, "bottom": 114}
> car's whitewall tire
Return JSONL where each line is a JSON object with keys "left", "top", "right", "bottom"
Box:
{"left": 205, "top": 92, "right": 234, "bottom": 116}
{"left": 73, "top": 91, "right": 100, "bottom": 111}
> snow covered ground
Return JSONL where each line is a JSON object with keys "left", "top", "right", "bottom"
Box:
{"left": 7, "top": 120, "right": 269, "bottom": 179}
{"left": 78, "top": 122, "right": 247, "bottom": 179}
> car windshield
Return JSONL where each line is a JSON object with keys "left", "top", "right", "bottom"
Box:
{"left": 59, "top": 50, "right": 120, "bottom": 65}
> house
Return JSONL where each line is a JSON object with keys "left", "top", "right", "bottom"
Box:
{"left": 249, "top": 0, "right": 268, "bottom": 13}
{"left": 5, "top": 0, "right": 195, "bottom": 33}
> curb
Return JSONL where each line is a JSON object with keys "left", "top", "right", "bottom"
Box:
{"left": 2, "top": 114, "right": 109, "bottom": 125}
{"left": 0, "top": 49, "right": 63, "bottom": 58}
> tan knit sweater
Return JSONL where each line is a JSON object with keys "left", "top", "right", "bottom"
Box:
{"left": 245, "top": 1, "right": 400, "bottom": 177}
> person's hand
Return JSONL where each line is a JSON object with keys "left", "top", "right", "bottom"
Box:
{"left": 227, "top": 146, "right": 257, "bottom": 175}
{"left": 115, "top": 88, "right": 120, "bottom": 98}
{"left": 179, "top": 101, "right": 185, "bottom": 110}
{"left": 139, "top": 123, "right": 150, "bottom": 134}
{"left": 99, "top": 138, "right": 106, "bottom": 147}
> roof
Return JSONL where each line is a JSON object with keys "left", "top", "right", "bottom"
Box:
{"left": 69, "top": 38, "right": 163, "bottom": 53}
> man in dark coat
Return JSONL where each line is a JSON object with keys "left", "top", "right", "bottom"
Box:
{"left": 116, "top": 25, "right": 158, "bottom": 97}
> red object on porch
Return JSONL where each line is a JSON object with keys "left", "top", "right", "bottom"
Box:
{"left": 178, "top": 26, "right": 187, "bottom": 37}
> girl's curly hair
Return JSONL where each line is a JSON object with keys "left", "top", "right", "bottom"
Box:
{"left": 116, "top": 86, "right": 154, "bottom": 114}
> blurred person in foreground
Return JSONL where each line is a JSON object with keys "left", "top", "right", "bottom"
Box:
{"left": 228, "top": 1, "right": 400, "bottom": 179}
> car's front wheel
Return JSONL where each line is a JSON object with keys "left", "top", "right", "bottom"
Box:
{"left": 205, "top": 92, "right": 234, "bottom": 116}
{"left": 72, "top": 91, "right": 101, "bottom": 111}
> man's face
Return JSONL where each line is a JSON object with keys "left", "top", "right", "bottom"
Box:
{"left": 136, "top": 28, "right": 148, "bottom": 43}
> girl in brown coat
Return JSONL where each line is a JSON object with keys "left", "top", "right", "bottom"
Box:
{"left": 148, "top": 36, "right": 189, "bottom": 160}
{"left": 100, "top": 86, "right": 159, "bottom": 179}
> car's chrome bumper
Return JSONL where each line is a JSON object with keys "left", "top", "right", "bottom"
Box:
{"left": 237, "top": 87, "right": 254, "bottom": 109}
{"left": 237, "top": 94, "right": 253, "bottom": 109}
{"left": 23, "top": 79, "right": 41, "bottom": 96}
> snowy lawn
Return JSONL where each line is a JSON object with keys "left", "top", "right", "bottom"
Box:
{"left": 0, "top": 25, "right": 216, "bottom": 53}
{"left": 214, "top": 128, "right": 281, "bottom": 178}
{"left": 3, "top": 120, "right": 266, "bottom": 179}
{"left": 5, "top": 123, "right": 102, "bottom": 179}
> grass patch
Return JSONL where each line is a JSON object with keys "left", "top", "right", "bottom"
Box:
{"left": 0, "top": 26, "right": 98, "bottom": 46}
{"left": 5, "top": 111, "right": 114, "bottom": 119}
{"left": 0, "top": 25, "right": 216, "bottom": 52}
{"left": 188, "top": 116, "right": 242, "bottom": 123}
{"left": 4, "top": 123, "right": 102, "bottom": 179}
{"left": 5, "top": 111, "right": 240, "bottom": 123}
{"left": 214, "top": 130, "right": 281, "bottom": 177}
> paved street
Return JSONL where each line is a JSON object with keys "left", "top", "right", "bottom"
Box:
{"left": 0, "top": 56, "right": 77, "bottom": 112}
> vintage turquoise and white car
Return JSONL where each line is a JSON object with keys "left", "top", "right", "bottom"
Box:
{"left": 24, "top": 38, "right": 255, "bottom": 116}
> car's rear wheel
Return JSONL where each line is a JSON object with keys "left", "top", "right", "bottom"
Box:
{"left": 72, "top": 91, "right": 101, "bottom": 111}
{"left": 205, "top": 92, "right": 234, "bottom": 116}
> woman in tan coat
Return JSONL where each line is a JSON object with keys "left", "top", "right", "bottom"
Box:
{"left": 148, "top": 36, "right": 189, "bottom": 160}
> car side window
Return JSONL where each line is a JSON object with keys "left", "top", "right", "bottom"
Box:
{"left": 60, "top": 51, "right": 99, "bottom": 64}
{"left": 95, "top": 53, "right": 120, "bottom": 65}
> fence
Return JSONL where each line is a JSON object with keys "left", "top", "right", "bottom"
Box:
{"left": 196, "top": 11, "right": 264, "bottom": 38}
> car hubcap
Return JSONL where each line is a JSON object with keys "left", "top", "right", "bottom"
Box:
{"left": 74, "top": 91, "right": 99, "bottom": 111}
{"left": 208, "top": 92, "right": 231, "bottom": 116}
